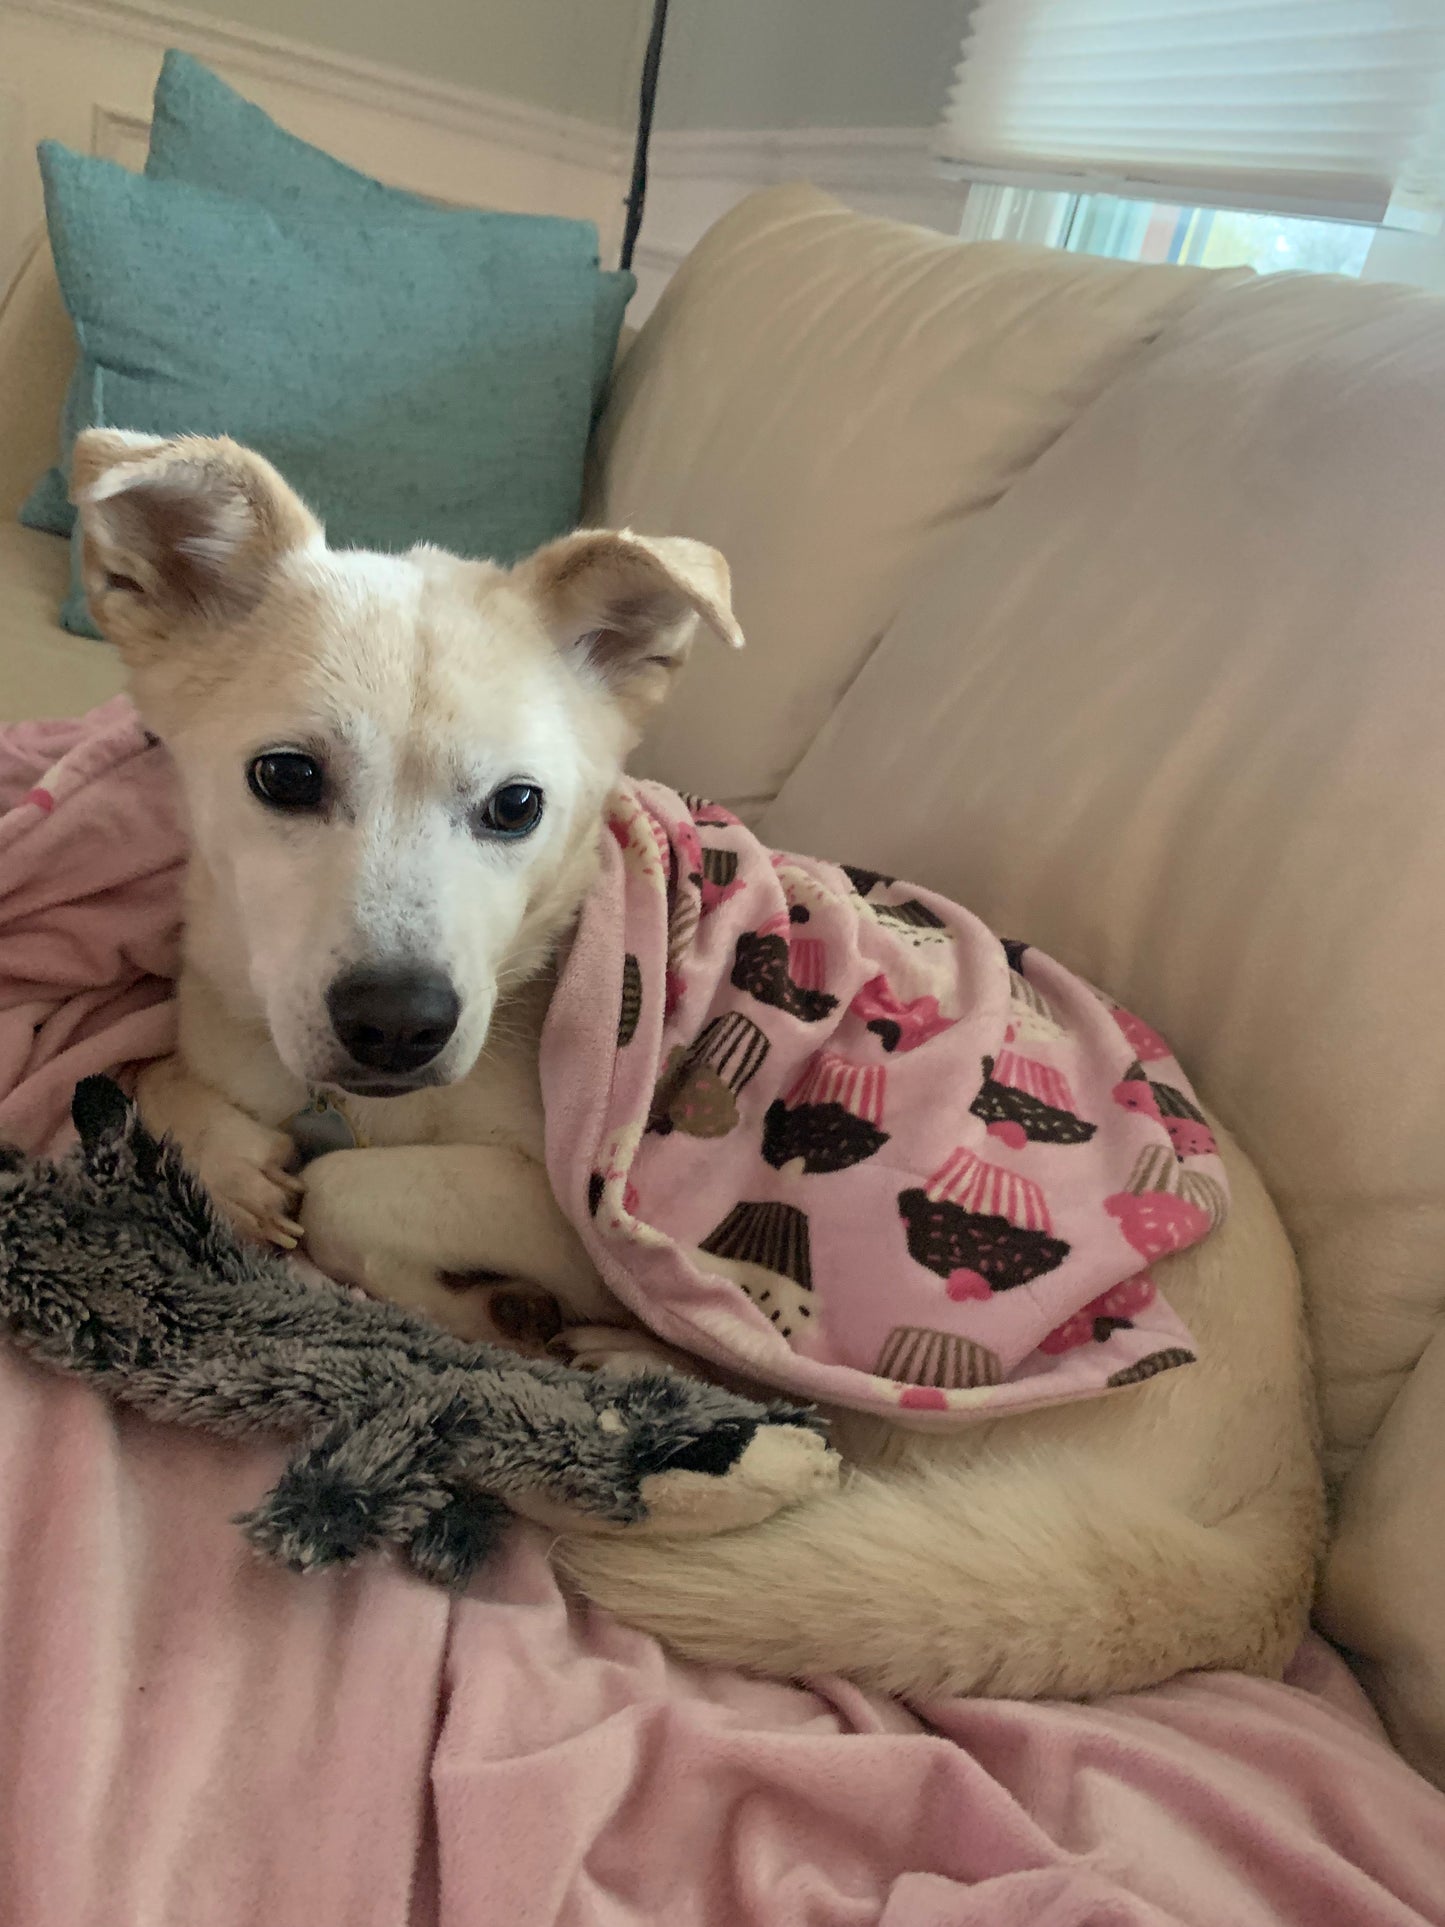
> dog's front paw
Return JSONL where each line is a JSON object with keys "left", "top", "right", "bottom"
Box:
{"left": 552, "top": 1322, "right": 698, "bottom": 1379}
{"left": 203, "top": 1148, "right": 305, "bottom": 1251}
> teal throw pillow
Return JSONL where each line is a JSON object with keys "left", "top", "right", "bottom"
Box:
{"left": 21, "top": 51, "right": 633, "bottom": 637}
{"left": 144, "top": 50, "right": 634, "bottom": 410}
{"left": 36, "top": 141, "right": 607, "bottom": 635}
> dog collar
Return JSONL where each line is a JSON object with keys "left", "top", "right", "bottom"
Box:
{"left": 285, "top": 1091, "right": 366, "bottom": 1165}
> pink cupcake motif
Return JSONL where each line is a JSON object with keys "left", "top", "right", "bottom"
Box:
{"left": 606, "top": 800, "right": 670, "bottom": 888}
{"left": 899, "top": 1145, "right": 1069, "bottom": 1300}
{"left": 1110, "top": 1004, "right": 1172, "bottom": 1064}
{"left": 1039, "top": 1274, "right": 1158, "bottom": 1354}
{"left": 762, "top": 1050, "right": 890, "bottom": 1173}
{"left": 1105, "top": 1145, "right": 1227, "bottom": 1262}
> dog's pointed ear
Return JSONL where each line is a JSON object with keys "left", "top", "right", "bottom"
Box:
{"left": 70, "top": 430, "right": 322, "bottom": 655}
{"left": 518, "top": 529, "right": 742, "bottom": 724}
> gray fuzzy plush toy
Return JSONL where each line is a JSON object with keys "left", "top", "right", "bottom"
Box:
{"left": 0, "top": 1077, "right": 825, "bottom": 1587}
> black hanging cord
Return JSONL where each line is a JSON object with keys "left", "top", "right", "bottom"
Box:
{"left": 619, "top": 0, "right": 672, "bottom": 271}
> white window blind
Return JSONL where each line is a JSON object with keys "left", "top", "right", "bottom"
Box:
{"left": 938, "top": 1, "right": 1445, "bottom": 228}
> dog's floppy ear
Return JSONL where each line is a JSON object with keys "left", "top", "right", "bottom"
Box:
{"left": 519, "top": 529, "right": 742, "bottom": 723}
{"left": 70, "top": 431, "right": 321, "bottom": 656}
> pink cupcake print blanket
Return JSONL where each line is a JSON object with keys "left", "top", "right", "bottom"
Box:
{"left": 543, "top": 782, "right": 1228, "bottom": 1425}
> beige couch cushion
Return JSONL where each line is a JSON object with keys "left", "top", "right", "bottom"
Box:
{"left": 763, "top": 266, "right": 1445, "bottom": 1474}
{"left": 588, "top": 184, "right": 1245, "bottom": 818}
{"left": 759, "top": 267, "right": 1445, "bottom": 1772}
{"left": 761, "top": 265, "right": 1445, "bottom": 1776}
{"left": 0, "top": 236, "right": 72, "bottom": 520}
{"left": 1320, "top": 1322, "right": 1445, "bottom": 1791}
{"left": 0, "top": 521, "right": 125, "bottom": 720}
{"left": 0, "top": 239, "right": 133, "bottom": 720}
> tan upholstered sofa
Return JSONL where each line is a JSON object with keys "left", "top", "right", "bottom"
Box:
{"left": 3, "top": 182, "right": 1443, "bottom": 1792}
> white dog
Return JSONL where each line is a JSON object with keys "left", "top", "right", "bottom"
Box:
{"left": 71, "top": 428, "right": 1323, "bottom": 1701}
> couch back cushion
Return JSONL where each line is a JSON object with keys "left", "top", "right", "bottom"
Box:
{"left": 0, "top": 238, "right": 73, "bottom": 521}
{"left": 761, "top": 266, "right": 1445, "bottom": 1487}
{"left": 587, "top": 185, "right": 1243, "bottom": 819}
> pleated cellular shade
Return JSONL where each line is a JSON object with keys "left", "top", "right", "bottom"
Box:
{"left": 938, "top": 0, "right": 1445, "bottom": 226}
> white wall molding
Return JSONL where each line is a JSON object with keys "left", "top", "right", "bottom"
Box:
{"left": 0, "top": 0, "right": 962, "bottom": 313}
{"left": 89, "top": 102, "right": 149, "bottom": 167}
{"left": 5, "top": 0, "right": 631, "bottom": 174}
{"left": 652, "top": 125, "right": 935, "bottom": 193}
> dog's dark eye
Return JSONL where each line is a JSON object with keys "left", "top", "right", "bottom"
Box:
{"left": 476, "top": 782, "right": 544, "bottom": 839}
{"left": 247, "top": 751, "right": 325, "bottom": 813}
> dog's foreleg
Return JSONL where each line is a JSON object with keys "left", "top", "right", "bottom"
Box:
{"left": 135, "top": 1056, "right": 305, "bottom": 1248}
{"left": 298, "top": 1143, "right": 620, "bottom": 1344}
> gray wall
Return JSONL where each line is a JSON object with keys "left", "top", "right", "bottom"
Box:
{"left": 176, "top": 0, "right": 969, "bottom": 132}
{"left": 656, "top": 0, "right": 969, "bottom": 131}
{"left": 178, "top": 0, "right": 651, "bottom": 128}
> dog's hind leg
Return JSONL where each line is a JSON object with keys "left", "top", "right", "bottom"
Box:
{"left": 556, "top": 1129, "right": 1324, "bottom": 1699}
{"left": 298, "top": 1143, "right": 621, "bottom": 1343}
{"left": 556, "top": 1437, "right": 1316, "bottom": 1699}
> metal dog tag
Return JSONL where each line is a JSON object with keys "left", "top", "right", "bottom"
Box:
{"left": 285, "top": 1092, "right": 361, "bottom": 1166}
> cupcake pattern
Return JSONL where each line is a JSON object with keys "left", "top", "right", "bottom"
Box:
{"left": 762, "top": 1051, "right": 890, "bottom": 1173}
{"left": 1038, "top": 1275, "right": 1158, "bottom": 1353}
{"left": 899, "top": 1146, "right": 1071, "bottom": 1298}
{"left": 731, "top": 912, "right": 839, "bottom": 1023}
{"left": 970, "top": 1050, "right": 1097, "bottom": 1148}
{"left": 541, "top": 779, "right": 1225, "bottom": 1427}
{"left": 700, "top": 1200, "right": 815, "bottom": 1338}
{"left": 1112, "top": 1061, "right": 1218, "bottom": 1158}
{"left": 876, "top": 1324, "right": 1002, "bottom": 1391}
{"left": 618, "top": 953, "right": 643, "bottom": 1048}
{"left": 1105, "top": 1145, "right": 1226, "bottom": 1262}
{"left": 649, "top": 1012, "right": 771, "bottom": 1138}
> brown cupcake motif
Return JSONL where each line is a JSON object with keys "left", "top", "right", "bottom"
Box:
{"left": 899, "top": 1146, "right": 1070, "bottom": 1298}
{"left": 970, "top": 1050, "right": 1097, "bottom": 1149}
{"left": 699, "top": 1199, "right": 816, "bottom": 1339}
{"left": 762, "top": 1051, "right": 890, "bottom": 1174}
{"left": 648, "top": 1012, "right": 771, "bottom": 1138}
{"left": 731, "top": 912, "right": 837, "bottom": 1024}
{"left": 1106, "top": 1348, "right": 1196, "bottom": 1387}
{"left": 699, "top": 845, "right": 745, "bottom": 915}
{"left": 841, "top": 864, "right": 896, "bottom": 898}
{"left": 875, "top": 1325, "right": 1002, "bottom": 1391}
{"left": 617, "top": 953, "right": 643, "bottom": 1048}
{"left": 1006, "top": 969, "right": 1063, "bottom": 1043}
{"left": 871, "top": 898, "right": 949, "bottom": 940}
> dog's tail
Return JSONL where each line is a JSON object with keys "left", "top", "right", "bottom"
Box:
{"left": 555, "top": 1443, "right": 1317, "bottom": 1700}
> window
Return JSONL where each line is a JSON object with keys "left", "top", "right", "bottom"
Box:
{"left": 959, "top": 183, "right": 1375, "bottom": 279}
{"left": 941, "top": 2, "right": 1445, "bottom": 284}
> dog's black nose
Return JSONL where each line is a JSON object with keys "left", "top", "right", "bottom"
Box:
{"left": 326, "top": 965, "right": 461, "bottom": 1076}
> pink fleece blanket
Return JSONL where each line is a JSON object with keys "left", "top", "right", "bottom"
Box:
{"left": 0, "top": 698, "right": 181, "bottom": 1155}
{"left": 2, "top": 702, "right": 1443, "bottom": 1924}
{"left": 544, "top": 784, "right": 1221, "bottom": 1425}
